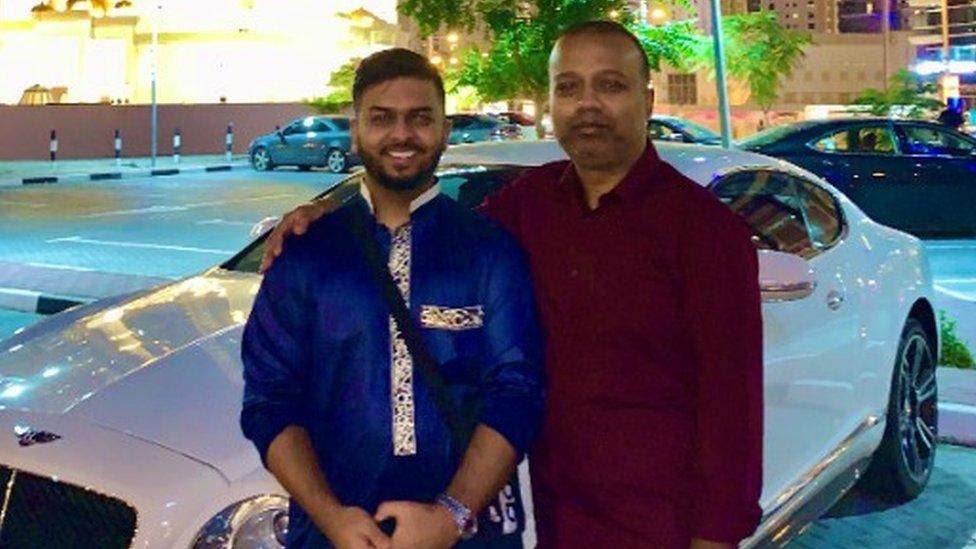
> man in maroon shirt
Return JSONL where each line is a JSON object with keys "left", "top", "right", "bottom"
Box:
{"left": 259, "top": 22, "right": 762, "bottom": 549}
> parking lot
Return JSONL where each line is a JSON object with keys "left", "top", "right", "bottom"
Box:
{"left": 1, "top": 165, "right": 975, "bottom": 548}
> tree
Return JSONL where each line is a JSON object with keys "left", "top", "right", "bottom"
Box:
{"left": 850, "top": 69, "right": 942, "bottom": 119}
{"left": 307, "top": 59, "right": 359, "bottom": 115}
{"left": 699, "top": 11, "right": 811, "bottom": 123}
{"left": 414, "top": 0, "right": 629, "bottom": 138}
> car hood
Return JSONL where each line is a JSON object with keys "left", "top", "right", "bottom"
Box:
{"left": 0, "top": 269, "right": 262, "bottom": 480}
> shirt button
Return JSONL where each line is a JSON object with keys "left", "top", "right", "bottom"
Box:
{"left": 570, "top": 269, "right": 579, "bottom": 278}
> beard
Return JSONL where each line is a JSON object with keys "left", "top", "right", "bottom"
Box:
{"left": 358, "top": 141, "right": 445, "bottom": 192}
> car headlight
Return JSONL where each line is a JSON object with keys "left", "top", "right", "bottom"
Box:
{"left": 192, "top": 495, "right": 289, "bottom": 549}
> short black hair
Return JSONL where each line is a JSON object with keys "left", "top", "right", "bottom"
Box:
{"left": 558, "top": 20, "right": 650, "bottom": 81}
{"left": 352, "top": 48, "right": 446, "bottom": 111}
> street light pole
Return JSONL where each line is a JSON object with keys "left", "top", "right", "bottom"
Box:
{"left": 150, "top": 3, "right": 159, "bottom": 168}
{"left": 882, "top": 0, "right": 890, "bottom": 92}
{"left": 709, "top": 0, "right": 734, "bottom": 148}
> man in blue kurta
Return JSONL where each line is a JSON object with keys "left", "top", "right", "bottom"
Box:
{"left": 240, "top": 49, "right": 544, "bottom": 549}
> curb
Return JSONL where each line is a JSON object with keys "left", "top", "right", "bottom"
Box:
{"left": 0, "top": 288, "right": 88, "bottom": 315}
{"left": 0, "top": 162, "right": 247, "bottom": 187}
{"left": 938, "top": 400, "right": 976, "bottom": 448}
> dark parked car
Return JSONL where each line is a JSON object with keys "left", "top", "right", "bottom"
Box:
{"left": 248, "top": 116, "right": 356, "bottom": 173}
{"left": 739, "top": 118, "right": 976, "bottom": 237}
{"left": 448, "top": 114, "right": 515, "bottom": 144}
{"left": 648, "top": 115, "right": 722, "bottom": 145}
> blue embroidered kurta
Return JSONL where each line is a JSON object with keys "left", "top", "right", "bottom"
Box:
{"left": 240, "top": 188, "right": 545, "bottom": 548}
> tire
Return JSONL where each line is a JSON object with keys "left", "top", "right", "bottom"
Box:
{"left": 250, "top": 147, "right": 273, "bottom": 171}
{"left": 860, "top": 318, "right": 938, "bottom": 502}
{"left": 326, "top": 148, "right": 348, "bottom": 173}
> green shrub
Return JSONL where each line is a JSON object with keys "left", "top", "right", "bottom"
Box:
{"left": 939, "top": 310, "right": 976, "bottom": 369}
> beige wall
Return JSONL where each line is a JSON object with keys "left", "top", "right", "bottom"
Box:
{"left": 0, "top": 103, "right": 314, "bottom": 160}
{"left": 656, "top": 31, "right": 916, "bottom": 115}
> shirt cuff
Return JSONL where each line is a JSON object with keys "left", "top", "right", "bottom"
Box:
{"left": 478, "top": 393, "right": 544, "bottom": 460}
{"left": 241, "top": 405, "right": 304, "bottom": 468}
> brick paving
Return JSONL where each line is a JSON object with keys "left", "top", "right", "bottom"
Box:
{"left": 793, "top": 444, "right": 976, "bottom": 548}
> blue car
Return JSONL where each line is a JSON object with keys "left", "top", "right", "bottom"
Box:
{"left": 740, "top": 118, "right": 976, "bottom": 238}
{"left": 248, "top": 116, "right": 357, "bottom": 173}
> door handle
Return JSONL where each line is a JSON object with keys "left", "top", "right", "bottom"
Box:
{"left": 826, "top": 290, "right": 845, "bottom": 310}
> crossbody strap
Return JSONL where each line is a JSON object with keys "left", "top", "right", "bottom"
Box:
{"left": 345, "top": 204, "right": 474, "bottom": 449}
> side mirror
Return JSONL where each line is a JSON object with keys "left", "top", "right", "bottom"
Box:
{"left": 250, "top": 216, "right": 280, "bottom": 238}
{"left": 758, "top": 250, "right": 816, "bottom": 302}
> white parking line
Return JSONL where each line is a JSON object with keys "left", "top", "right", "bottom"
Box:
{"left": 934, "top": 284, "right": 976, "bottom": 302}
{"left": 45, "top": 236, "right": 235, "bottom": 255}
{"left": 0, "top": 200, "right": 47, "bottom": 208}
{"left": 83, "top": 193, "right": 299, "bottom": 218}
{"left": 196, "top": 219, "right": 256, "bottom": 227}
{"left": 26, "top": 262, "right": 96, "bottom": 272}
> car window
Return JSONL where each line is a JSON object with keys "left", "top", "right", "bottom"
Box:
{"left": 225, "top": 167, "right": 525, "bottom": 274}
{"left": 329, "top": 118, "right": 351, "bottom": 131}
{"left": 712, "top": 170, "right": 818, "bottom": 259}
{"left": 439, "top": 166, "right": 525, "bottom": 210}
{"left": 675, "top": 119, "right": 720, "bottom": 141}
{"left": 450, "top": 116, "right": 472, "bottom": 129}
{"left": 899, "top": 124, "right": 976, "bottom": 157}
{"left": 648, "top": 121, "right": 678, "bottom": 141}
{"left": 311, "top": 120, "right": 331, "bottom": 133}
{"left": 790, "top": 175, "right": 844, "bottom": 251}
{"left": 812, "top": 126, "right": 896, "bottom": 155}
{"left": 282, "top": 120, "right": 304, "bottom": 135}
{"left": 470, "top": 116, "right": 498, "bottom": 130}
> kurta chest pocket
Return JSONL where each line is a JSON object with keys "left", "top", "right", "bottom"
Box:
{"left": 419, "top": 305, "right": 484, "bottom": 331}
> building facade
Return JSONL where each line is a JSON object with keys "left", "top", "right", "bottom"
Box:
{"left": 0, "top": 0, "right": 403, "bottom": 105}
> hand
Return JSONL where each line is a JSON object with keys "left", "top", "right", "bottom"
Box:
{"left": 375, "top": 501, "right": 460, "bottom": 549}
{"left": 321, "top": 505, "right": 392, "bottom": 549}
{"left": 258, "top": 199, "right": 337, "bottom": 273}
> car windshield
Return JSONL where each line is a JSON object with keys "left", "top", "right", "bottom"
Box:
{"left": 329, "top": 118, "right": 350, "bottom": 131}
{"left": 675, "top": 119, "right": 720, "bottom": 141}
{"left": 738, "top": 124, "right": 807, "bottom": 149}
{"left": 222, "top": 165, "right": 526, "bottom": 274}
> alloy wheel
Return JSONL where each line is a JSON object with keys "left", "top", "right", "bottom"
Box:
{"left": 896, "top": 332, "right": 938, "bottom": 484}
{"left": 327, "top": 150, "right": 346, "bottom": 173}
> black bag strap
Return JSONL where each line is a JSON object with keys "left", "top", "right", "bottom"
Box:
{"left": 345, "top": 203, "right": 475, "bottom": 449}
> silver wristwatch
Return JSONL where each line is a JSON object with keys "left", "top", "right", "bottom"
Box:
{"left": 436, "top": 493, "right": 478, "bottom": 540}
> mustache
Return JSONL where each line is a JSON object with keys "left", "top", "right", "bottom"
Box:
{"left": 569, "top": 117, "right": 614, "bottom": 131}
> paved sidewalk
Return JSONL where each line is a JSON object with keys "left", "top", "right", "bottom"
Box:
{"left": 0, "top": 154, "right": 249, "bottom": 187}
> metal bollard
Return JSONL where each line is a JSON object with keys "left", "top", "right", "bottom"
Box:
{"left": 225, "top": 123, "right": 233, "bottom": 162}
{"left": 173, "top": 128, "right": 182, "bottom": 166}
{"left": 114, "top": 129, "right": 122, "bottom": 168}
{"left": 49, "top": 129, "right": 58, "bottom": 164}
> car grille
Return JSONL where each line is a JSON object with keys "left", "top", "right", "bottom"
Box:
{"left": 0, "top": 465, "right": 137, "bottom": 548}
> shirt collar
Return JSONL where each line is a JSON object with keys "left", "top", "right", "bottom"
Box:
{"left": 359, "top": 180, "right": 442, "bottom": 215}
{"left": 557, "top": 140, "right": 664, "bottom": 207}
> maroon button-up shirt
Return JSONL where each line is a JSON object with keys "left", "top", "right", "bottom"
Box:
{"left": 480, "top": 142, "right": 763, "bottom": 547}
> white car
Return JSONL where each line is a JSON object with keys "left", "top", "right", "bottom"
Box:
{"left": 0, "top": 141, "right": 938, "bottom": 548}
